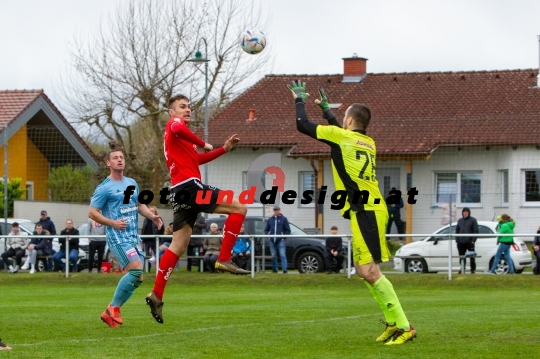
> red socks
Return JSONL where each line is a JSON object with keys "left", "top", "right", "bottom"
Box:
{"left": 153, "top": 213, "right": 244, "bottom": 298}
{"left": 152, "top": 249, "right": 179, "bottom": 300}
{"left": 217, "top": 213, "right": 245, "bottom": 262}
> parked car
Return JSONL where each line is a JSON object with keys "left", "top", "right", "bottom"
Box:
{"left": 206, "top": 216, "right": 348, "bottom": 273}
{"left": 393, "top": 221, "right": 533, "bottom": 274}
{"left": 0, "top": 218, "right": 86, "bottom": 271}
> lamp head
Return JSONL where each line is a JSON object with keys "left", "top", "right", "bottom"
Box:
{"left": 188, "top": 50, "right": 209, "bottom": 63}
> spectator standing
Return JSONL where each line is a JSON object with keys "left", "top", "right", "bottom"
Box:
{"left": 533, "top": 227, "right": 540, "bottom": 275}
{"left": 203, "top": 223, "right": 221, "bottom": 273}
{"left": 488, "top": 214, "right": 516, "bottom": 274}
{"left": 37, "top": 210, "right": 56, "bottom": 235}
{"left": 232, "top": 225, "right": 251, "bottom": 270}
{"left": 455, "top": 207, "right": 479, "bottom": 274}
{"left": 265, "top": 206, "right": 291, "bottom": 274}
{"left": 37, "top": 210, "right": 56, "bottom": 270}
{"left": 87, "top": 218, "right": 106, "bottom": 273}
{"left": 53, "top": 219, "right": 80, "bottom": 272}
{"left": 386, "top": 188, "right": 404, "bottom": 241}
{"left": 324, "top": 226, "right": 344, "bottom": 274}
{"left": 187, "top": 213, "right": 206, "bottom": 272}
{"left": 21, "top": 223, "right": 51, "bottom": 274}
{"left": 1, "top": 222, "right": 29, "bottom": 273}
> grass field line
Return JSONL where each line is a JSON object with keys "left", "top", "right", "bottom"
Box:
{"left": 10, "top": 313, "right": 384, "bottom": 347}
{"left": 11, "top": 306, "right": 530, "bottom": 347}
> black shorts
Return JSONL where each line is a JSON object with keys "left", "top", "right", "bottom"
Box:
{"left": 171, "top": 179, "right": 220, "bottom": 231}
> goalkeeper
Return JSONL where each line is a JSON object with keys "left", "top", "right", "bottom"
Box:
{"left": 287, "top": 80, "right": 416, "bottom": 345}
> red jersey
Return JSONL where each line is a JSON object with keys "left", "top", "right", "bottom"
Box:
{"left": 164, "top": 116, "right": 226, "bottom": 187}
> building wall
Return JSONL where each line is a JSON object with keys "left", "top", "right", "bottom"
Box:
{"left": 411, "top": 146, "right": 540, "bottom": 239}
{"left": 0, "top": 125, "right": 28, "bottom": 198}
{"left": 0, "top": 125, "right": 50, "bottom": 201}
{"left": 26, "top": 133, "right": 49, "bottom": 200}
{"left": 14, "top": 145, "right": 540, "bottom": 242}
{"left": 204, "top": 146, "right": 540, "bottom": 240}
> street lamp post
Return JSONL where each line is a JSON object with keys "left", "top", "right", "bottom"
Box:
{"left": 188, "top": 38, "right": 210, "bottom": 185}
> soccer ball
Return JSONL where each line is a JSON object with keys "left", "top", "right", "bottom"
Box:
{"left": 240, "top": 28, "right": 266, "bottom": 55}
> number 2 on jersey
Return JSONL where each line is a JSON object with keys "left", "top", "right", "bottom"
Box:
{"left": 355, "top": 150, "right": 376, "bottom": 181}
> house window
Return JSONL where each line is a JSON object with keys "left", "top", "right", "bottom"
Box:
{"left": 460, "top": 173, "right": 481, "bottom": 203}
{"left": 525, "top": 170, "right": 540, "bottom": 202}
{"left": 436, "top": 173, "right": 457, "bottom": 203}
{"left": 26, "top": 181, "right": 34, "bottom": 201}
{"left": 501, "top": 171, "right": 509, "bottom": 205}
{"left": 299, "top": 172, "right": 315, "bottom": 207}
{"left": 435, "top": 172, "right": 481, "bottom": 204}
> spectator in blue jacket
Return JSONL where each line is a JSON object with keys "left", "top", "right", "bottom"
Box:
{"left": 36, "top": 210, "right": 56, "bottom": 271}
{"left": 264, "top": 207, "right": 291, "bottom": 273}
{"left": 232, "top": 225, "right": 251, "bottom": 270}
{"left": 37, "top": 210, "right": 57, "bottom": 235}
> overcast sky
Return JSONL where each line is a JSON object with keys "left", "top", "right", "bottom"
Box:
{"left": 1, "top": 0, "right": 540, "bottom": 108}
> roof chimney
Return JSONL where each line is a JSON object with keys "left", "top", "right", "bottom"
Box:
{"left": 342, "top": 53, "right": 368, "bottom": 83}
{"left": 247, "top": 108, "right": 256, "bottom": 122}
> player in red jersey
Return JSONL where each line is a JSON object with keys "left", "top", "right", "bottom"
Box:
{"left": 146, "top": 94, "right": 249, "bottom": 324}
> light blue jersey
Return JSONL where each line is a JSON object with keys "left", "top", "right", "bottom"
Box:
{"left": 90, "top": 176, "right": 140, "bottom": 246}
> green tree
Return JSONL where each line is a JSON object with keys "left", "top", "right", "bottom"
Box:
{"left": 47, "top": 165, "right": 95, "bottom": 203}
{"left": 0, "top": 177, "right": 26, "bottom": 217}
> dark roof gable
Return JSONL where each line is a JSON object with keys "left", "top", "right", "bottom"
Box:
{"left": 206, "top": 69, "right": 540, "bottom": 156}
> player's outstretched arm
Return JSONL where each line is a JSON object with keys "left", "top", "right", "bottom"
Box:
{"left": 138, "top": 203, "right": 163, "bottom": 230}
{"left": 315, "top": 86, "right": 340, "bottom": 127}
{"left": 223, "top": 134, "right": 240, "bottom": 152}
{"left": 198, "top": 134, "right": 239, "bottom": 164}
{"left": 287, "top": 80, "right": 318, "bottom": 139}
{"left": 170, "top": 119, "right": 207, "bottom": 147}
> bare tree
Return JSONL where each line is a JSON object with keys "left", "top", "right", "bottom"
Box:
{"left": 59, "top": 0, "right": 271, "bottom": 194}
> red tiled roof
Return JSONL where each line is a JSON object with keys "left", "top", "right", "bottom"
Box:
{"left": 0, "top": 89, "right": 43, "bottom": 126}
{"left": 0, "top": 89, "right": 96, "bottom": 161}
{"left": 205, "top": 69, "right": 540, "bottom": 156}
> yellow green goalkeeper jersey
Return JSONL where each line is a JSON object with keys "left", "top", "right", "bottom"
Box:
{"left": 316, "top": 125, "right": 386, "bottom": 218}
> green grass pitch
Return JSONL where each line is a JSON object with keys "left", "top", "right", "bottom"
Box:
{"left": 1, "top": 271, "right": 539, "bottom": 358}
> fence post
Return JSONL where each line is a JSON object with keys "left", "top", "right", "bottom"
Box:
{"left": 347, "top": 236, "right": 352, "bottom": 279}
{"left": 250, "top": 236, "right": 255, "bottom": 278}
{"left": 447, "top": 194, "right": 453, "bottom": 281}
{"left": 65, "top": 238, "right": 69, "bottom": 278}
{"left": 3, "top": 125, "right": 7, "bottom": 254}
{"left": 155, "top": 235, "right": 160, "bottom": 277}
{"left": 262, "top": 237, "right": 266, "bottom": 272}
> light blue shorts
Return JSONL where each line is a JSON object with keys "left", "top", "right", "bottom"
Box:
{"left": 108, "top": 241, "right": 145, "bottom": 269}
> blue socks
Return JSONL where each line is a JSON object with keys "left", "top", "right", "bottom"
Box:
{"left": 111, "top": 269, "right": 143, "bottom": 307}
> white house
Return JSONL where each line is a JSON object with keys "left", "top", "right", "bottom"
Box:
{"left": 201, "top": 56, "right": 540, "bottom": 240}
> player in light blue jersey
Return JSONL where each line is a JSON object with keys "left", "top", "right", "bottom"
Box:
{"left": 89, "top": 148, "right": 162, "bottom": 328}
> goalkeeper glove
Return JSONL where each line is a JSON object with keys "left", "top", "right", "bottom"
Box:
{"left": 314, "top": 86, "right": 330, "bottom": 111}
{"left": 287, "top": 80, "right": 309, "bottom": 101}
